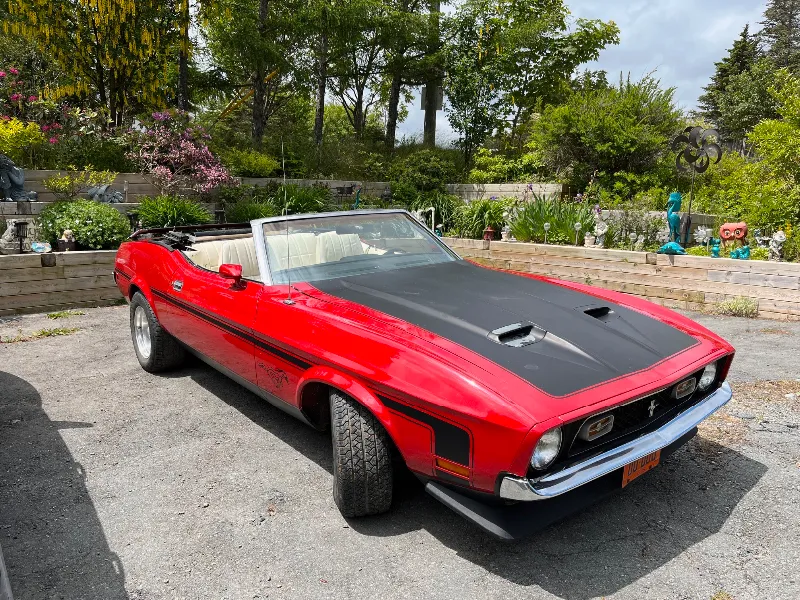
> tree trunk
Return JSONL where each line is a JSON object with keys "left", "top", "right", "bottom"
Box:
{"left": 252, "top": 0, "right": 270, "bottom": 148}
{"left": 314, "top": 32, "right": 329, "bottom": 162}
{"left": 109, "top": 70, "right": 118, "bottom": 127}
{"left": 385, "top": 71, "right": 402, "bottom": 150}
{"left": 423, "top": 0, "right": 441, "bottom": 148}
{"left": 178, "top": 0, "right": 191, "bottom": 111}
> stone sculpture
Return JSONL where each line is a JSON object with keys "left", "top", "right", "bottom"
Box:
{"left": 0, "top": 218, "right": 33, "bottom": 254}
{"left": 594, "top": 219, "right": 609, "bottom": 248}
{"left": 634, "top": 235, "right": 645, "bottom": 252}
{"left": 0, "top": 154, "right": 38, "bottom": 201}
{"left": 87, "top": 184, "right": 124, "bottom": 203}
{"left": 770, "top": 231, "right": 786, "bottom": 262}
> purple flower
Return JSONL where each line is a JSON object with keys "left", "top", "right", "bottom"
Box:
{"left": 490, "top": 195, "right": 498, "bottom": 200}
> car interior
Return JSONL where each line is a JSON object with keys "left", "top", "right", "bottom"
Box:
{"left": 182, "top": 231, "right": 387, "bottom": 282}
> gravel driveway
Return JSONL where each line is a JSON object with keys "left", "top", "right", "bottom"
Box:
{"left": 1, "top": 306, "right": 798, "bottom": 600}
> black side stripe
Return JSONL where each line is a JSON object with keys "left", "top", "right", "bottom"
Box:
{"left": 151, "top": 289, "right": 312, "bottom": 370}
{"left": 114, "top": 269, "right": 132, "bottom": 280}
{"left": 379, "top": 395, "right": 470, "bottom": 466}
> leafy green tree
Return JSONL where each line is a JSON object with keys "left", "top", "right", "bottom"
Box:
{"left": 529, "top": 73, "right": 682, "bottom": 197}
{"left": 442, "top": 0, "right": 619, "bottom": 165}
{"left": 698, "top": 25, "right": 760, "bottom": 126}
{"left": 716, "top": 59, "right": 781, "bottom": 150}
{"left": 760, "top": 0, "right": 800, "bottom": 72}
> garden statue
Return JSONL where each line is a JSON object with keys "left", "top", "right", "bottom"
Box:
{"left": 87, "top": 184, "right": 124, "bottom": 204}
{"left": 0, "top": 154, "right": 38, "bottom": 201}
{"left": 634, "top": 235, "right": 645, "bottom": 252}
{"left": 719, "top": 222, "right": 748, "bottom": 248}
{"left": 754, "top": 229, "right": 771, "bottom": 248}
{"left": 593, "top": 218, "right": 609, "bottom": 248}
{"left": 667, "top": 192, "right": 682, "bottom": 242}
{"left": 694, "top": 226, "right": 712, "bottom": 246}
{"left": 501, "top": 225, "right": 511, "bottom": 241}
{"left": 0, "top": 218, "right": 33, "bottom": 254}
{"left": 710, "top": 238, "right": 721, "bottom": 258}
{"left": 657, "top": 241, "right": 687, "bottom": 255}
{"left": 770, "top": 231, "right": 786, "bottom": 262}
{"left": 730, "top": 244, "right": 751, "bottom": 260}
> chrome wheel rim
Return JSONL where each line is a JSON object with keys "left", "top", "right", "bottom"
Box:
{"left": 133, "top": 305, "right": 152, "bottom": 360}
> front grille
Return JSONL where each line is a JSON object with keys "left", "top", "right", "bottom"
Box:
{"left": 529, "top": 367, "right": 710, "bottom": 478}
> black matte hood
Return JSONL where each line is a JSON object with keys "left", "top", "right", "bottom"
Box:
{"left": 309, "top": 261, "right": 698, "bottom": 397}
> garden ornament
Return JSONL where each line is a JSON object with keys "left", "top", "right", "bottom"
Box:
{"left": 769, "top": 231, "right": 787, "bottom": 262}
{"left": 87, "top": 184, "right": 124, "bottom": 203}
{"left": 628, "top": 231, "right": 638, "bottom": 251}
{"left": 543, "top": 222, "right": 551, "bottom": 244}
{"left": 0, "top": 154, "right": 37, "bottom": 201}
{"left": 657, "top": 227, "right": 671, "bottom": 244}
{"left": 0, "top": 218, "right": 33, "bottom": 254}
{"left": 753, "top": 229, "right": 771, "bottom": 248}
{"left": 657, "top": 241, "right": 687, "bottom": 255}
{"left": 31, "top": 241, "right": 51, "bottom": 253}
{"left": 502, "top": 225, "right": 511, "bottom": 241}
{"left": 351, "top": 186, "right": 362, "bottom": 210}
{"left": 574, "top": 221, "right": 582, "bottom": 246}
{"left": 593, "top": 217, "right": 609, "bottom": 248}
{"left": 730, "top": 244, "right": 751, "bottom": 260}
{"left": 710, "top": 238, "right": 721, "bottom": 258}
{"left": 635, "top": 235, "right": 645, "bottom": 252}
{"left": 667, "top": 192, "right": 682, "bottom": 242}
{"left": 694, "top": 226, "right": 711, "bottom": 245}
{"left": 719, "top": 222, "right": 748, "bottom": 247}
{"left": 584, "top": 233, "right": 596, "bottom": 247}
{"left": 672, "top": 127, "right": 723, "bottom": 245}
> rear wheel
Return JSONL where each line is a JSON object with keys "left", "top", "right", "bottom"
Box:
{"left": 130, "top": 292, "right": 185, "bottom": 373}
{"left": 330, "top": 389, "right": 393, "bottom": 517}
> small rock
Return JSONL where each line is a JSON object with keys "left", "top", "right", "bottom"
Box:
{"left": 202, "top": 502, "right": 209, "bottom": 508}
{"left": 11, "top": 419, "right": 20, "bottom": 424}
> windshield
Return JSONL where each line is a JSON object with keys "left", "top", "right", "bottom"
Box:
{"left": 261, "top": 212, "right": 459, "bottom": 285}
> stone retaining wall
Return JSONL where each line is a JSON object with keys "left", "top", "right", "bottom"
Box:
{"left": 445, "top": 238, "right": 800, "bottom": 321}
{"left": 0, "top": 251, "right": 120, "bottom": 316}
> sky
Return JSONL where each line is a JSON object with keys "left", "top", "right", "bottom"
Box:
{"left": 397, "top": 0, "right": 769, "bottom": 143}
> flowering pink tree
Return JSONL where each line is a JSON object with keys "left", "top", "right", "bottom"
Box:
{"left": 127, "top": 111, "right": 237, "bottom": 197}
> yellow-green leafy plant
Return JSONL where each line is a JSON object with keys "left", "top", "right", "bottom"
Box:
{"left": 43, "top": 166, "right": 117, "bottom": 201}
{"left": 0, "top": 118, "right": 45, "bottom": 165}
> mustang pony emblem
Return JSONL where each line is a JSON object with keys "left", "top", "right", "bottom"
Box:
{"left": 648, "top": 399, "right": 658, "bottom": 418}
{"left": 258, "top": 362, "right": 289, "bottom": 389}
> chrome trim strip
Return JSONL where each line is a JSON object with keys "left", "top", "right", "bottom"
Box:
{"left": 499, "top": 381, "right": 733, "bottom": 501}
{"left": 250, "top": 218, "right": 273, "bottom": 286}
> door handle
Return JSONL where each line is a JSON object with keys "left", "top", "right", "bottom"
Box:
{"left": 172, "top": 280, "right": 184, "bottom": 292}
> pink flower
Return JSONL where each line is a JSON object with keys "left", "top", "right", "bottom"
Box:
{"left": 9, "top": 68, "right": 18, "bottom": 75}
{"left": 49, "top": 137, "right": 58, "bottom": 144}
{"left": 0, "top": 72, "right": 6, "bottom": 78}
{"left": 9, "top": 93, "right": 21, "bottom": 102}
{"left": 51, "top": 123, "right": 62, "bottom": 130}
{"left": 42, "top": 125, "right": 50, "bottom": 132}
{"left": 28, "top": 95, "right": 37, "bottom": 102}
{"left": 1, "top": 115, "right": 10, "bottom": 121}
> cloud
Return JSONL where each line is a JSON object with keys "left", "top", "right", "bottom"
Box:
{"left": 398, "top": 1, "right": 768, "bottom": 140}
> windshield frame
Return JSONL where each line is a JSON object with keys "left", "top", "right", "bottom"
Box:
{"left": 250, "top": 209, "right": 462, "bottom": 286}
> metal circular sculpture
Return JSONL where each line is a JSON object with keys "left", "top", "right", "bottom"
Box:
{"left": 672, "top": 126, "right": 723, "bottom": 174}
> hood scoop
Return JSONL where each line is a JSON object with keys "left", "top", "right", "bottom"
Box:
{"left": 583, "top": 306, "right": 616, "bottom": 322}
{"left": 488, "top": 322, "right": 546, "bottom": 348}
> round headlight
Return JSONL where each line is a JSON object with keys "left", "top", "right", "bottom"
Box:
{"left": 698, "top": 361, "right": 717, "bottom": 391}
{"left": 530, "top": 427, "right": 562, "bottom": 470}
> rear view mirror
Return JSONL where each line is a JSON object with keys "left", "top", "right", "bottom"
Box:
{"left": 219, "top": 263, "right": 244, "bottom": 288}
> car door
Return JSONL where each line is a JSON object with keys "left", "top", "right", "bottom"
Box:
{"left": 164, "top": 256, "right": 259, "bottom": 386}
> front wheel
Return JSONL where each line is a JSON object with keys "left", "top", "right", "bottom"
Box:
{"left": 130, "top": 292, "right": 185, "bottom": 373}
{"left": 330, "top": 389, "right": 393, "bottom": 517}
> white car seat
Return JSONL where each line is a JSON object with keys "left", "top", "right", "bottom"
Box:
{"left": 316, "top": 232, "right": 364, "bottom": 263}
{"left": 220, "top": 238, "right": 260, "bottom": 280}
{"left": 265, "top": 233, "right": 318, "bottom": 271}
{"left": 184, "top": 240, "right": 228, "bottom": 272}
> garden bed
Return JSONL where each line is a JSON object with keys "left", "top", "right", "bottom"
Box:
{"left": 0, "top": 251, "right": 121, "bottom": 316}
{"left": 445, "top": 238, "right": 800, "bottom": 321}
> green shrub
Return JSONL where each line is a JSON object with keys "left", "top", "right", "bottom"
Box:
{"left": 467, "top": 148, "right": 542, "bottom": 183}
{"left": 133, "top": 196, "right": 213, "bottom": 228}
{"left": 0, "top": 118, "right": 45, "bottom": 166}
{"left": 389, "top": 149, "right": 457, "bottom": 193}
{"left": 453, "top": 198, "right": 511, "bottom": 239}
{"left": 408, "top": 191, "right": 465, "bottom": 232}
{"left": 510, "top": 195, "right": 595, "bottom": 244}
{"left": 222, "top": 183, "right": 329, "bottom": 222}
{"left": 38, "top": 200, "right": 131, "bottom": 249}
{"left": 222, "top": 149, "right": 280, "bottom": 178}
{"left": 226, "top": 200, "right": 280, "bottom": 223}
{"left": 49, "top": 136, "right": 134, "bottom": 172}
{"left": 686, "top": 246, "right": 710, "bottom": 257}
{"left": 750, "top": 247, "right": 769, "bottom": 261}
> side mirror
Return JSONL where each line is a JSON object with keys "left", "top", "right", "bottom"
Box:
{"left": 219, "top": 263, "right": 244, "bottom": 288}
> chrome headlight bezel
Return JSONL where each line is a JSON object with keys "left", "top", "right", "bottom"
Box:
{"left": 698, "top": 361, "right": 718, "bottom": 391}
{"left": 530, "top": 427, "right": 563, "bottom": 470}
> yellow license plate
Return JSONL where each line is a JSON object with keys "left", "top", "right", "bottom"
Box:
{"left": 622, "top": 450, "right": 661, "bottom": 488}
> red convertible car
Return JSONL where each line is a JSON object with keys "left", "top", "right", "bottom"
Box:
{"left": 114, "top": 210, "right": 734, "bottom": 539}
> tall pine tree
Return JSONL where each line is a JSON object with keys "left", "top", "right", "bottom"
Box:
{"left": 760, "top": 0, "right": 800, "bottom": 72}
{"left": 698, "top": 25, "right": 759, "bottom": 125}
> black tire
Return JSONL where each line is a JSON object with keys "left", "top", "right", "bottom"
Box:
{"left": 330, "top": 389, "right": 393, "bottom": 517}
{"left": 130, "top": 292, "right": 185, "bottom": 373}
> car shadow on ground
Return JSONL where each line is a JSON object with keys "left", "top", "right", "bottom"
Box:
{"left": 0, "top": 371, "right": 128, "bottom": 600}
{"left": 187, "top": 363, "right": 767, "bottom": 599}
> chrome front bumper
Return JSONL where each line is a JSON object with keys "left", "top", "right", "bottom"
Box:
{"left": 499, "top": 381, "right": 733, "bottom": 501}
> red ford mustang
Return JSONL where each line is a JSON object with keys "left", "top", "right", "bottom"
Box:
{"left": 114, "top": 209, "right": 734, "bottom": 539}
